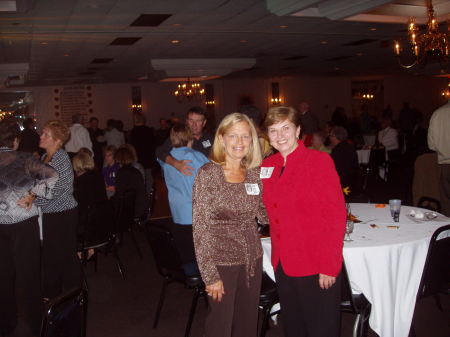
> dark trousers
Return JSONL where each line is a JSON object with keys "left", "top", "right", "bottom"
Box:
{"left": 0, "top": 217, "right": 42, "bottom": 336}
{"left": 171, "top": 223, "right": 196, "bottom": 264}
{"left": 440, "top": 164, "right": 450, "bottom": 217}
{"left": 275, "top": 263, "right": 341, "bottom": 337}
{"left": 205, "top": 259, "right": 262, "bottom": 337}
{"left": 42, "top": 208, "right": 82, "bottom": 299}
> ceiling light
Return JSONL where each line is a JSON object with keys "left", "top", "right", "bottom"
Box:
{"left": 279, "top": 25, "right": 288, "bottom": 29}
{"left": 40, "top": 42, "right": 48, "bottom": 45}
{"left": 172, "top": 23, "right": 181, "bottom": 26}
{"left": 63, "top": 54, "right": 69, "bottom": 57}
{"left": 393, "top": 0, "right": 449, "bottom": 69}
{"left": 321, "top": 40, "right": 328, "bottom": 45}
{"left": 356, "top": 52, "right": 363, "bottom": 56}
{"left": 240, "top": 39, "right": 247, "bottom": 43}
{"left": 171, "top": 40, "right": 180, "bottom": 44}
{"left": 174, "top": 77, "right": 205, "bottom": 102}
{"left": 370, "top": 27, "right": 377, "bottom": 31}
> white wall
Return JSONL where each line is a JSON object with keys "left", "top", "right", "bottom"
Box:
{"left": 8, "top": 73, "right": 448, "bottom": 131}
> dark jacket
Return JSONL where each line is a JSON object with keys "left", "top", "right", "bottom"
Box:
{"left": 115, "top": 165, "right": 148, "bottom": 218}
{"left": 330, "top": 141, "right": 359, "bottom": 189}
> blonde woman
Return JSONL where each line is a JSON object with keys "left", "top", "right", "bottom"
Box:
{"left": 36, "top": 120, "right": 81, "bottom": 299}
{"left": 192, "top": 113, "right": 268, "bottom": 337}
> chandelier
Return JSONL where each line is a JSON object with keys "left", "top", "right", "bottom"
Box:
{"left": 173, "top": 78, "right": 205, "bottom": 101}
{"left": 394, "top": 0, "right": 449, "bottom": 69}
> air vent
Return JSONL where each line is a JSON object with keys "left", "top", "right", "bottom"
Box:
{"left": 284, "top": 55, "right": 307, "bottom": 61}
{"left": 110, "top": 37, "right": 142, "bottom": 46}
{"left": 91, "top": 58, "right": 114, "bottom": 64}
{"left": 326, "top": 55, "right": 352, "bottom": 61}
{"left": 130, "top": 14, "right": 172, "bottom": 27}
{"left": 344, "top": 39, "right": 377, "bottom": 46}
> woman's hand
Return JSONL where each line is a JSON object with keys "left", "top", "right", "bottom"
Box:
{"left": 318, "top": 273, "right": 336, "bottom": 289}
{"left": 17, "top": 193, "right": 36, "bottom": 210}
{"left": 206, "top": 280, "right": 225, "bottom": 302}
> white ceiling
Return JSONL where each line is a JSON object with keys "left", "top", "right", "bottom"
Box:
{"left": 0, "top": 0, "right": 449, "bottom": 86}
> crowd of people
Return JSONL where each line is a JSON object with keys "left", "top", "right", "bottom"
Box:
{"left": 0, "top": 96, "right": 448, "bottom": 337}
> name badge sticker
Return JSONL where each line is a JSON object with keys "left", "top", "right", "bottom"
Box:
{"left": 202, "top": 140, "right": 212, "bottom": 148}
{"left": 245, "top": 183, "right": 260, "bottom": 195}
{"left": 260, "top": 167, "right": 274, "bottom": 179}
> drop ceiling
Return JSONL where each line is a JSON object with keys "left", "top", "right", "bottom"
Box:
{"left": 0, "top": 0, "right": 449, "bottom": 86}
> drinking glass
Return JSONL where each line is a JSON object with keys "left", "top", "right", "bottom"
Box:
{"left": 344, "top": 220, "right": 354, "bottom": 242}
{"left": 389, "top": 199, "right": 401, "bottom": 222}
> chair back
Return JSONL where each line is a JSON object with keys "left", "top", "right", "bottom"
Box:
{"left": 40, "top": 287, "right": 87, "bottom": 337}
{"left": 82, "top": 200, "right": 115, "bottom": 247}
{"left": 114, "top": 189, "right": 136, "bottom": 233}
{"left": 417, "top": 197, "right": 442, "bottom": 213}
{"left": 146, "top": 220, "right": 184, "bottom": 278}
{"left": 417, "top": 224, "right": 450, "bottom": 301}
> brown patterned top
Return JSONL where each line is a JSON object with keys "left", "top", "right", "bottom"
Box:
{"left": 192, "top": 162, "right": 268, "bottom": 286}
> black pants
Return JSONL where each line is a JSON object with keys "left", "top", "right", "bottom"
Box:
{"left": 170, "top": 223, "right": 199, "bottom": 275}
{"left": 275, "top": 263, "right": 341, "bottom": 337}
{"left": 440, "top": 164, "right": 450, "bottom": 217}
{"left": 42, "top": 208, "right": 82, "bottom": 299}
{"left": 205, "top": 259, "right": 262, "bottom": 337}
{"left": 0, "top": 217, "right": 42, "bottom": 336}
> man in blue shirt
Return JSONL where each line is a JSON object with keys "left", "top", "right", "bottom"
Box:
{"left": 158, "top": 123, "right": 209, "bottom": 274}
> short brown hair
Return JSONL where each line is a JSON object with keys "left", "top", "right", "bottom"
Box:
{"left": 72, "top": 152, "right": 95, "bottom": 175}
{"left": 119, "top": 144, "right": 138, "bottom": 162}
{"left": 43, "top": 120, "right": 70, "bottom": 146}
{"left": 114, "top": 146, "right": 134, "bottom": 166}
{"left": 0, "top": 119, "right": 20, "bottom": 148}
{"left": 104, "top": 145, "right": 116, "bottom": 156}
{"left": 170, "top": 124, "right": 193, "bottom": 148}
{"left": 263, "top": 106, "right": 301, "bottom": 130}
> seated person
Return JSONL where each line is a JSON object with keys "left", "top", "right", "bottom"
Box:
{"left": 101, "top": 145, "right": 119, "bottom": 198}
{"left": 309, "top": 131, "right": 331, "bottom": 154}
{"left": 72, "top": 151, "right": 107, "bottom": 258}
{"left": 330, "top": 126, "right": 359, "bottom": 190}
{"left": 158, "top": 124, "right": 209, "bottom": 275}
{"left": 114, "top": 146, "right": 148, "bottom": 219}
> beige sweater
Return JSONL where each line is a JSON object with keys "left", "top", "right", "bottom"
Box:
{"left": 428, "top": 101, "right": 450, "bottom": 164}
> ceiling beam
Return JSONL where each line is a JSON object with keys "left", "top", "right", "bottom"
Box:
{"left": 266, "top": 0, "right": 320, "bottom": 16}
{"left": 318, "top": 0, "right": 394, "bottom": 20}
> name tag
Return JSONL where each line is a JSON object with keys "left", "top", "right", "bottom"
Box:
{"left": 202, "top": 140, "right": 211, "bottom": 148}
{"left": 260, "top": 167, "right": 274, "bottom": 179}
{"left": 245, "top": 183, "right": 260, "bottom": 195}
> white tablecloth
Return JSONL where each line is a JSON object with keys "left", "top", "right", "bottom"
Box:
{"left": 261, "top": 203, "right": 450, "bottom": 337}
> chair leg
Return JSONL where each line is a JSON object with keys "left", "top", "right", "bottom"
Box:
{"left": 353, "top": 314, "right": 361, "bottom": 337}
{"left": 184, "top": 287, "right": 201, "bottom": 337}
{"left": 129, "top": 229, "right": 143, "bottom": 259}
{"left": 153, "top": 279, "right": 169, "bottom": 328}
{"left": 111, "top": 245, "right": 126, "bottom": 280}
{"left": 259, "top": 305, "right": 271, "bottom": 337}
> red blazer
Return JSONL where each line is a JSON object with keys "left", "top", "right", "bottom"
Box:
{"left": 262, "top": 141, "right": 346, "bottom": 277}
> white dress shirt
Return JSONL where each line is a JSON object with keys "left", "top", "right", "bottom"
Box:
{"left": 104, "top": 128, "right": 125, "bottom": 147}
{"left": 378, "top": 126, "right": 399, "bottom": 151}
{"left": 65, "top": 123, "right": 93, "bottom": 154}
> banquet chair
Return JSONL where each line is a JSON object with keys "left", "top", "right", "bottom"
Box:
{"left": 40, "top": 287, "right": 87, "bottom": 337}
{"left": 340, "top": 263, "right": 372, "bottom": 337}
{"left": 417, "top": 197, "right": 442, "bottom": 213}
{"left": 114, "top": 189, "right": 144, "bottom": 259}
{"left": 78, "top": 200, "right": 126, "bottom": 280}
{"left": 146, "top": 219, "right": 207, "bottom": 337}
{"left": 258, "top": 271, "right": 280, "bottom": 337}
{"left": 410, "top": 224, "right": 450, "bottom": 336}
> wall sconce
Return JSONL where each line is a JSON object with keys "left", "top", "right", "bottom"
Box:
{"left": 131, "top": 86, "right": 142, "bottom": 113}
{"left": 441, "top": 83, "right": 450, "bottom": 97}
{"left": 206, "top": 100, "right": 215, "bottom": 105}
{"left": 271, "top": 82, "right": 282, "bottom": 105}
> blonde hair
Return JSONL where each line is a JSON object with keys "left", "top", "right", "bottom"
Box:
{"left": 263, "top": 106, "right": 301, "bottom": 130}
{"left": 72, "top": 152, "right": 95, "bottom": 175}
{"left": 43, "top": 120, "right": 70, "bottom": 146}
{"left": 210, "top": 113, "right": 262, "bottom": 169}
{"left": 170, "top": 123, "right": 193, "bottom": 147}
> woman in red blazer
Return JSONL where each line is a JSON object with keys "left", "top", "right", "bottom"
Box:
{"left": 261, "top": 106, "right": 346, "bottom": 337}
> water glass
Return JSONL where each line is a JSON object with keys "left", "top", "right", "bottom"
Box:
{"left": 389, "top": 199, "right": 401, "bottom": 222}
{"left": 344, "top": 220, "right": 354, "bottom": 242}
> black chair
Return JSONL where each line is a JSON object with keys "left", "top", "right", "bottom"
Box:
{"left": 78, "top": 200, "right": 126, "bottom": 280}
{"left": 146, "top": 219, "right": 207, "bottom": 337}
{"left": 114, "top": 189, "right": 144, "bottom": 259}
{"left": 409, "top": 224, "right": 450, "bottom": 336}
{"left": 40, "top": 287, "right": 87, "bottom": 337}
{"left": 258, "top": 272, "right": 280, "bottom": 337}
{"left": 417, "top": 197, "right": 442, "bottom": 213}
{"left": 341, "top": 263, "right": 372, "bottom": 337}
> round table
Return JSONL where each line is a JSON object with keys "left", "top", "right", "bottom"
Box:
{"left": 261, "top": 203, "right": 450, "bottom": 337}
